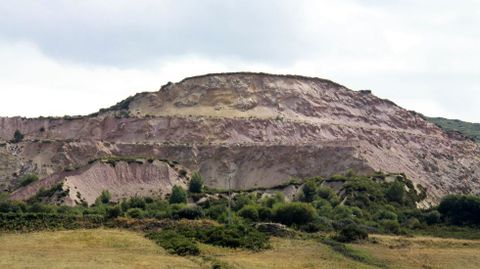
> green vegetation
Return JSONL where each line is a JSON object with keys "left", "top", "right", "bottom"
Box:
{"left": 169, "top": 185, "right": 187, "bottom": 204}
{"left": 188, "top": 172, "right": 204, "bottom": 193}
{"left": 11, "top": 130, "right": 24, "bottom": 143}
{"left": 146, "top": 230, "right": 200, "bottom": 256}
{"left": 18, "top": 174, "right": 39, "bottom": 187}
{"left": 2, "top": 170, "right": 480, "bottom": 268}
{"left": 426, "top": 116, "right": 480, "bottom": 143}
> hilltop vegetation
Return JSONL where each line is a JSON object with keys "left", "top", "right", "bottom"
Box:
{"left": 427, "top": 117, "right": 480, "bottom": 143}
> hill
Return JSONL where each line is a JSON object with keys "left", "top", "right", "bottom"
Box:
{"left": 1, "top": 72, "right": 479, "bottom": 205}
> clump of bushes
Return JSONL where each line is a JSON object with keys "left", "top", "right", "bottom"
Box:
{"left": 438, "top": 195, "right": 480, "bottom": 226}
{"left": 273, "top": 202, "right": 316, "bottom": 226}
{"left": 169, "top": 186, "right": 187, "bottom": 204}
{"left": 146, "top": 230, "right": 200, "bottom": 256}
{"left": 335, "top": 223, "right": 369, "bottom": 243}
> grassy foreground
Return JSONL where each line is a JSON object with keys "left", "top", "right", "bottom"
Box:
{"left": 1, "top": 229, "right": 480, "bottom": 269}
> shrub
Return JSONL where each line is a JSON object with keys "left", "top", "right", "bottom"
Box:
{"left": 375, "top": 210, "right": 398, "bottom": 221}
{"left": 238, "top": 205, "right": 259, "bottom": 221}
{"left": 19, "top": 174, "right": 39, "bottom": 187}
{"left": 258, "top": 206, "right": 273, "bottom": 221}
{"left": 203, "top": 224, "right": 269, "bottom": 250}
{"left": 128, "top": 196, "right": 146, "bottom": 209}
{"left": 317, "top": 187, "right": 336, "bottom": 201}
{"left": 169, "top": 186, "right": 187, "bottom": 204}
{"left": 423, "top": 210, "right": 441, "bottom": 225}
{"left": 174, "top": 206, "right": 204, "bottom": 220}
{"left": 381, "top": 220, "right": 401, "bottom": 234}
{"left": 12, "top": 130, "right": 24, "bottom": 143}
{"left": 126, "top": 208, "right": 144, "bottom": 218}
{"left": 232, "top": 193, "right": 254, "bottom": 211}
{"left": 299, "top": 180, "right": 317, "bottom": 202}
{"left": 335, "top": 223, "right": 368, "bottom": 243}
{"left": 438, "top": 195, "right": 480, "bottom": 226}
{"left": 96, "top": 190, "right": 111, "bottom": 205}
{"left": 146, "top": 230, "right": 200, "bottom": 256}
{"left": 188, "top": 172, "right": 204, "bottom": 193}
{"left": 262, "top": 192, "right": 285, "bottom": 208}
{"left": 273, "top": 202, "right": 316, "bottom": 226}
{"left": 105, "top": 205, "right": 122, "bottom": 219}
{"left": 386, "top": 181, "right": 405, "bottom": 204}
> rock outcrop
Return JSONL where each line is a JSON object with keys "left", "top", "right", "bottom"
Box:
{"left": 1, "top": 72, "right": 479, "bottom": 205}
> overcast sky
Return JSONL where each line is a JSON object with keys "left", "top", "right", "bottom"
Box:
{"left": 1, "top": 0, "right": 479, "bottom": 122}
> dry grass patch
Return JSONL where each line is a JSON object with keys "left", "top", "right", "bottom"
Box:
{"left": 200, "top": 237, "right": 376, "bottom": 269}
{"left": 352, "top": 235, "right": 480, "bottom": 269}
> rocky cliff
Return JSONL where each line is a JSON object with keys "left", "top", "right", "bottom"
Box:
{"left": 1, "top": 72, "right": 479, "bottom": 205}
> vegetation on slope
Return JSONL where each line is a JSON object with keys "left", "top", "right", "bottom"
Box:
{"left": 1, "top": 171, "right": 480, "bottom": 268}
{"left": 427, "top": 116, "right": 480, "bottom": 143}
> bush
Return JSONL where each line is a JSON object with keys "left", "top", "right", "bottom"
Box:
{"left": 105, "top": 205, "right": 122, "bottom": 219}
{"left": 381, "top": 220, "right": 401, "bottom": 234}
{"left": 12, "top": 130, "right": 24, "bottom": 143}
{"left": 273, "top": 202, "right": 316, "bottom": 226}
{"left": 258, "top": 206, "right": 273, "bottom": 221}
{"left": 188, "top": 172, "right": 204, "bottom": 193}
{"left": 423, "top": 210, "right": 441, "bottom": 225}
{"left": 301, "top": 216, "right": 334, "bottom": 233}
{"left": 335, "top": 223, "right": 368, "bottom": 243}
{"left": 386, "top": 181, "right": 405, "bottom": 204}
{"left": 19, "top": 174, "right": 39, "bottom": 187}
{"left": 169, "top": 186, "right": 187, "bottom": 204}
{"left": 375, "top": 210, "right": 398, "bottom": 221}
{"left": 174, "top": 206, "right": 204, "bottom": 220}
{"left": 96, "top": 190, "right": 111, "bottom": 205}
{"left": 238, "top": 205, "right": 259, "bottom": 221}
{"left": 173, "top": 223, "right": 269, "bottom": 251}
{"left": 126, "top": 208, "right": 144, "bottom": 218}
{"left": 438, "top": 195, "right": 480, "bottom": 226}
{"left": 203, "top": 224, "right": 269, "bottom": 250}
{"left": 146, "top": 230, "right": 200, "bottom": 256}
{"left": 299, "top": 180, "right": 317, "bottom": 202}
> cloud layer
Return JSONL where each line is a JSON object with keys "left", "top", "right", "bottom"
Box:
{"left": 1, "top": 0, "right": 479, "bottom": 121}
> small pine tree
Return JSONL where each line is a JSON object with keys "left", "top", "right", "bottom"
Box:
{"left": 169, "top": 185, "right": 187, "bottom": 204}
{"left": 188, "top": 172, "right": 204, "bottom": 193}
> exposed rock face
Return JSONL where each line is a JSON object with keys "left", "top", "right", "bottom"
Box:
{"left": 1, "top": 72, "right": 479, "bottom": 205}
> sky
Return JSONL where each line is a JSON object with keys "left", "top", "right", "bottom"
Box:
{"left": 0, "top": 0, "right": 479, "bottom": 122}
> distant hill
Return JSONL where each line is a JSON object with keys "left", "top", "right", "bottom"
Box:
{"left": 426, "top": 117, "right": 480, "bottom": 144}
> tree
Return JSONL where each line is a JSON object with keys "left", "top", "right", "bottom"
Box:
{"left": 386, "top": 181, "right": 405, "bottom": 204}
{"left": 299, "top": 180, "right": 317, "bottom": 202}
{"left": 188, "top": 172, "right": 204, "bottom": 193}
{"left": 169, "top": 185, "right": 187, "bottom": 204}
{"left": 438, "top": 195, "right": 480, "bottom": 225}
{"left": 96, "top": 190, "right": 111, "bottom": 204}
{"left": 12, "top": 130, "right": 24, "bottom": 143}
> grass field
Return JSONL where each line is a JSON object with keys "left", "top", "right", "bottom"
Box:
{"left": 1, "top": 229, "right": 480, "bottom": 269}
